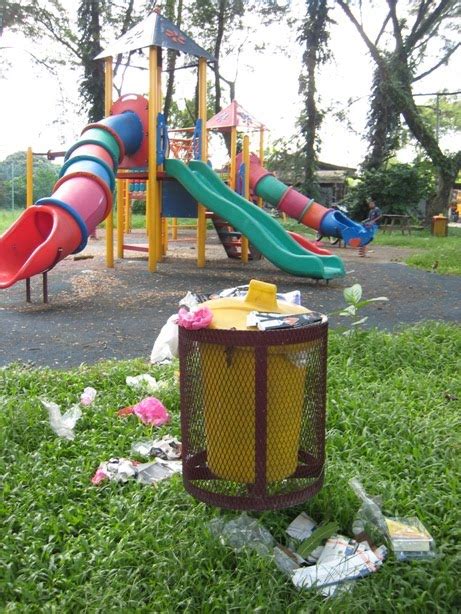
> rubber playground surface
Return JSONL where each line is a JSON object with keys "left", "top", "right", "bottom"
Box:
{"left": 1, "top": 230, "right": 460, "bottom": 369}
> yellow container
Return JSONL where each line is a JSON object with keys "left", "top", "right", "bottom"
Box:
{"left": 432, "top": 215, "right": 448, "bottom": 237}
{"left": 199, "top": 279, "right": 315, "bottom": 483}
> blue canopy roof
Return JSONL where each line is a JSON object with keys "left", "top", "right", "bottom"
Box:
{"left": 95, "top": 11, "right": 215, "bottom": 62}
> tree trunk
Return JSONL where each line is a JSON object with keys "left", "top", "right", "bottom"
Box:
{"left": 163, "top": 0, "right": 183, "bottom": 124}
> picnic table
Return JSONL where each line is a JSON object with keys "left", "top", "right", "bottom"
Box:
{"left": 380, "top": 214, "right": 412, "bottom": 234}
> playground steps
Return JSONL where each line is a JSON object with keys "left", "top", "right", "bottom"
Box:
{"left": 211, "top": 214, "right": 262, "bottom": 261}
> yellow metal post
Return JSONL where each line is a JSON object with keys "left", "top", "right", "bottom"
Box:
{"left": 258, "top": 127, "right": 265, "bottom": 208}
{"left": 116, "top": 178, "right": 125, "bottom": 258}
{"left": 104, "top": 57, "right": 114, "bottom": 267}
{"left": 197, "top": 57, "right": 207, "bottom": 268}
{"left": 147, "top": 46, "right": 160, "bottom": 272}
{"left": 124, "top": 180, "right": 131, "bottom": 233}
{"left": 26, "top": 147, "right": 33, "bottom": 207}
{"left": 171, "top": 218, "right": 178, "bottom": 240}
{"left": 156, "top": 48, "right": 164, "bottom": 261}
{"left": 241, "top": 135, "right": 250, "bottom": 263}
{"left": 229, "top": 127, "right": 237, "bottom": 191}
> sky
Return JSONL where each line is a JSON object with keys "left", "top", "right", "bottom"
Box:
{"left": 0, "top": 1, "right": 459, "bottom": 167}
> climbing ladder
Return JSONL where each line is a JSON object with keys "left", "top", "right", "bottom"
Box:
{"left": 211, "top": 214, "right": 262, "bottom": 261}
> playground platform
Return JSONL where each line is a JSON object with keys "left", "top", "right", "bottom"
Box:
{"left": 1, "top": 231, "right": 460, "bottom": 368}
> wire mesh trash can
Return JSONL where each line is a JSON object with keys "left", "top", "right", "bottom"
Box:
{"left": 178, "top": 280, "right": 328, "bottom": 511}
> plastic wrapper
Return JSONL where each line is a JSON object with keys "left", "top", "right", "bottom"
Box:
{"left": 131, "top": 435, "right": 182, "bottom": 460}
{"left": 349, "top": 478, "right": 389, "bottom": 535}
{"left": 126, "top": 374, "right": 167, "bottom": 393}
{"left": 385, "top": 517, "right": 436, "bottom": 560}
{"left": 208, "top": 513, "right": 275, "bottom": 556}
{"left": 150, "top": 314, "right": 180, "bottom": 364}
{"left": 80, "top": 386, "right": 97, "bottom": 406}
{"left": 42, "top": 399, "right": 82, "bottom": 440}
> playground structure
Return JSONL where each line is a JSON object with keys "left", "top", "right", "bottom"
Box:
{"left": 0, "top": 10, "right": 377, "bottom": 292}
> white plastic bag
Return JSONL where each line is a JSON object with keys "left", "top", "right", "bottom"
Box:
{"left": 42, "top": 400, "right": 82, "bottom": 440}
{"left": 150, "top": 314, "right": 179, "bottom": 364}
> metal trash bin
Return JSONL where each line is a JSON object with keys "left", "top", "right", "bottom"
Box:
{"left": 179, "top": 280, "right": 328, "bottom": 511}
{"left": 432, "top": 215, "right": 448, "bottom": 237}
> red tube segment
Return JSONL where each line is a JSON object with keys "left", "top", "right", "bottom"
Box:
{"left": 52, "top": 174, "right": 112, "bottom": 231}
{"left": 0, "top": 206, "right": 81, "bottom": 289}
{"left": 278, "top": 187, "right": 329, "bottom": 230}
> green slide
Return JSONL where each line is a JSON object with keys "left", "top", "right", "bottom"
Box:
{"left": 164, "top": 159, "right": 345, "bottom": 280}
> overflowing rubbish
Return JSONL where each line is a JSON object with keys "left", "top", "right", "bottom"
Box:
{"left": 117, "top": 396, "right": 170, "bottom": 426}
{"left": 131, "top": 435, "right": 182, "bottom": 460}
{"left": 150, "top": 285, "right": 303, "bottom": 363}
{"left": 247, "top": 310, "right": 323, "bottom": 331}
{"left": 91, "top": 457, "right": 181, "bottom": 485}
{"left": 177, "top": 305, "right": 213, "bottom": 330}
{"left": 150, "top": 315, "right": 179, "bottom": 364}
{"left": 42, "top": 399, "right": 82, "bottom": 440}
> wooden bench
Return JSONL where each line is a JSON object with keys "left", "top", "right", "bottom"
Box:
{"left": 380, "top": 214, "right": 412, "bottom": 234}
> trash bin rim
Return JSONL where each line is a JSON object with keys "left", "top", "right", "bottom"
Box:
{"left": 178, "top": 318, "right": 328, "bottom": 347}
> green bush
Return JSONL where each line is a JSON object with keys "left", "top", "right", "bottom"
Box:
{"left": 344, "top": 162, "right": 435, "bottom": 221}
{"left": 131, "top": 199, "right": 146, "bottom": 215}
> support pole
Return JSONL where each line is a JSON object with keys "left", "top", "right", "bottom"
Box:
{"left": 116, "top": 178, "right": 124, "bottom": 259}
{"left": 147, "top": 46, "right": 160, "bottom": 272}
{"left": 241, "top": 135, "right": 250, "bottom": 263}
{"left": 26, "top": 147, "right": 33, "bottom": 207}
{"left": 156, "top": 47, "right": 164, "bottom": 262}
{"left": 197, "top": 57, "right": 207, "bottom": 268}
{"left": 104, "top": 57, "right": 114, "bottom": 268}
{"left": 258, "top": 127, "right": 265, "bottom": 208}
{"left": 229, "top": 127, "right": 237, "bottom": 191}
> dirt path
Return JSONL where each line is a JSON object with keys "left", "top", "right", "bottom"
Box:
{"left": 1, "top": 231, "right": 459, "bottom": 368}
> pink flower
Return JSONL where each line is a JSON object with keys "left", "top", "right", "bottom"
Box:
{"left": 133, "top": 397, "right": 171, "bottom": 426}
{"left": 177, "top": 306, "right": 213, "bottom": 330}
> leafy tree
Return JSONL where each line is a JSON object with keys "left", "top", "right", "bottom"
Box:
{"left": 0, "top": 151, "right": 59, "bottom": 209}
{"left": 188, "top": 1, "right": 289, "bottom": 150}
{"left": 78, "top": 0, "right": 104, "bottom": 122}
{"left": 337, "top": 0, "right": 461, "bottom": 219}
{"left": 163, "top": 0, "right": 184, "bottom": 124}
{"left": 344, "top": 162, "right": 435, "bottom": 220}
{"left": 1, "top": 1, "right": 156, "bottom": 123}
{"left": 298, "top": 0, "right": 332, "bottom": 199}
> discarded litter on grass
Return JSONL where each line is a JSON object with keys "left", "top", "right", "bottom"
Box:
{"left": 292, "top": 535, "right": 386, "bottom": 597}
{"left": 349, "top": 477, "right": 436, "bottom": 561}
{"left": 208, "top": 513, "right": 275, "bottom": 556}
{"left": 80, "top": 386, "right": 97, "bottom": 406}
{"left": 41, "top": 399, "right": 82, "bottom": 440}
{"left": 91, "top": 457, "right": 181, "bottom": 485}
{"left": 117, "top": 397, "right": 171, "bottom": 426}
{"left": 126, "top": 374, "right": 168, "bottom": 393}
{"left": 385, "top": 516, "right": 436, "bottom": 561}
{"left": 131, "top": 435, "right": 182, "bottom": 460}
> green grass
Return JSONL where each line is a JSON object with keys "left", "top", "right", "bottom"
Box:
{"left": 1, "top": 324, "right": 460, "bottom": 611}
{"left": 373, "top": 228, "right": 461, "bottom": 275}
